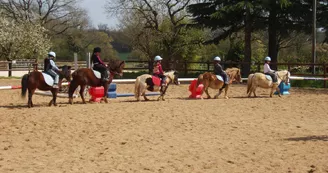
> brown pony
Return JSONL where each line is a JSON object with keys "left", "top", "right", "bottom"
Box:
{"left": 196, "top": 68, "right": 242, "bottom": 99}
{"left": 68, "top": 59, "right": 125, "bottom": 104}
{"left": 21, "top": 65, "right": 72, "bottom": 108}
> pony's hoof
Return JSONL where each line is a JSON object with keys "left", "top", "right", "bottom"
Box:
{"left": 214, "top": 96, "right": 218, "bottom": 99}
{"left": 224, "top": 96, "right": 229, "bottom": 99}
{"left": 54, "top": 103, "right": 58, "bottom": 106}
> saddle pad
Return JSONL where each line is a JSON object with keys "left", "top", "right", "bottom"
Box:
{"left": 215, "top": 75, "right": 224, "bottom": 82}
{"left": 152, "top": 76, "right": 161, "bottom": 86}
{"left": 265, "top": 75, "right": 272, "bottom": 81}
{"left": 93, "top": 70, "right": 101, "bottom": 79}
{"left": 42, "top": 73, "right": 54, "bottom": 86}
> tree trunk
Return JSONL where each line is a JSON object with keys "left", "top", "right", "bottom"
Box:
{"left": 268, "top": 3, "right": 278, "bottom": 70}
{"left": 243, "top": 1, "right": 252, "bottom": 77}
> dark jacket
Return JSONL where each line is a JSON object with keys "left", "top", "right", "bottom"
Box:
{"left": 44, "top": 58, "right": 51, "bottom": 71}
{"left": 214, "top": 63, "right": 225, "bottom": 75}
{"left": 91, "top": 54, "right": 105, "bottom": 66}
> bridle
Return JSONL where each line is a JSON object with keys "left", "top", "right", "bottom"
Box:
{"left": 108, "top": 61, "right": 125, "bottom": 75}
{"left": 276, "top": 71, "right": 289, "bottom": 83}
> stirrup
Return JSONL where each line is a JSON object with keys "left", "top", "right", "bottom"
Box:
{"left": 102, "top": 78, "right": 109, "bottom": 82}
{"left": 53, "top": 84, "right": 59, "bottom": 88}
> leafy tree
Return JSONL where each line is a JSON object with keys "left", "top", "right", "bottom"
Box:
{"left": 0, "top": 18, "right": 51, "bottom": 61}
{"left": 0, "top": 0, "right": 87, "bottom": 36}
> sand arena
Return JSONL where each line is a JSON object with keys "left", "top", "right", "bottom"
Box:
{"left": 0, "top": 79, "right": 327, "bottom": 172}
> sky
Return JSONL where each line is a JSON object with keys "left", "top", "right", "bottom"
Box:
{"left": 80, "top": 0, "right": 118, "bottom": 28}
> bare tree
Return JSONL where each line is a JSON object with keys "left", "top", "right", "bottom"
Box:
{"left": 0, "top": 0, "right": 87, "bottom": 35}
{"left": 105, "top": 0, "right": 204, "bottom": 62}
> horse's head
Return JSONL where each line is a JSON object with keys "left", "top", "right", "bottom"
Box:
{"left": 165, "top": 70, "right": 180, "bottom": 85}
{"left": 226, "top": 68, "right": 242, "bottom": 83}
{"left": 107, "top": 59, "right": 125, "bottom": 77}
{"left": 58, "top": 65, "right": 72, "bottom": 82}
{"left": 276, "top": 70, "right": 290, "bottom": 85}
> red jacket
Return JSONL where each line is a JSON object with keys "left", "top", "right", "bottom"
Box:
{"left": 153, "top": 62, "right": 163, "bottom": 75}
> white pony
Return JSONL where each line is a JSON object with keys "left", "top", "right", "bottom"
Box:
{"left": 247, "top": 70, "right": 290, "bottom": 97}
{"left": 134, "top": 71, "right": 179, "bottom": 101}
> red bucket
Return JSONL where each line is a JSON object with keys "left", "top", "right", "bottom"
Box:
{"left": 89, "top": 87, "right": 104, "bottom": 102}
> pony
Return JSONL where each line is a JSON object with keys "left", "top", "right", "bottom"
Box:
{"left": 68, "top": 59, "right": 125, "bottom": 104}
{"left": 196, "top": 68, "right": 242, "bottom": 99}
{"left": 247, "top": 70, "right": 290, "bottom": 97}
{"left": 21, "top": 65, "right": 72, "bottom": 108}
{"left": 134, "top": 70, "right": 179, "bottom": 101}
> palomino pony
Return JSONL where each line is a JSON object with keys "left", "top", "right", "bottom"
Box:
{"left": 21, "top": 65, "right": 72, "bottom": 108}
{"left": 134, "top": 70, "right": 179, "bottom": 101}
{"left": 196, "top": 68, "right": 242, "bottom": 99}
{"left": 247, "top": 70, "right": 290, "bottom": 97}
{"left": 68, "top": 59, "right": 125, "bottom": 104}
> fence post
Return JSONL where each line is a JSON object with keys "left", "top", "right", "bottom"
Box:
{"left": 207, "top": 60, "right": 210, "bottom": 71}
{"left": 74, "top": 53, "right": 78, "bottom": 70}
{"left": 148, "top": 60, "right": 153, "bottom": 74}
{"left": 184, "top": 60, "right": 188, "bottom": 76}
{"left": 8, "top": 61, "right": 12, "bottom": 77}
{"left": 86, "top": 52, "right": 91, "bottom": 68}
{"left": 257, "top": 62, "right": 261, "bottom": 72}
{"left": 324, "top": 63, "right": 327, "bottom": 88}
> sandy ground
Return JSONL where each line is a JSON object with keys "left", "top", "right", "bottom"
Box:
{"left": 0, "top": 79, "right": 328, "bottom": 173}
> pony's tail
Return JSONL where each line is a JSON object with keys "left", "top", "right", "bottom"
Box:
{"left": 196, "top": 74, "right": 203, "bottom": 87}
{"left": 246, "top": 74, "right": 254, "bottom": 94}
{"left": 194, "top": 74, "right": 203, "bottom": 93}
{"left": 21, "top": 74, "right": 29, "bottom": 98}
{"left": 134, "top": 76, "right": 140, "bottom": 99}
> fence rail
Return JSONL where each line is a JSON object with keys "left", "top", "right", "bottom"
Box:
{"left": 0, "top": 60, "right": 327, "bottom": 87}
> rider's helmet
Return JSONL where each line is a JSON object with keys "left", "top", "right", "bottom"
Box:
{"left": 213, "top": 56, "right": 221, "bottom": 61}
{"left": 154, "top": 55, "right": 163, "bottom": 61}
{"left": 48, "top": 51, "right": 56, "bottom": 58}
{"left": 93, "top": 47, "right": 101, "bottom": 53}
{"left": 264, "top": 56, "right": 271, "bottom": 61}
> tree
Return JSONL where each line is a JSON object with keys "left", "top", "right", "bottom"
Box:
{"left": 0, "top": 0, "right": 87, "bottom": 36}
{"left": 105, "top": 0, "right": 206, "bottom": 65}
{"left": 188, "top": 0, "right": 259, "bottom": 76}
{"left": 0, "top": 17, "right": 51, "bottom": 61}
{"left": 52, "top": 28, "right": 118, "bottom": 61}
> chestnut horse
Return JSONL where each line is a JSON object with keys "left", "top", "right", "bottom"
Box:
{"left": 68, "top": 59, "right": 125, "bottom": 104}
{"left": 21, "top": 65, "right": 72, "bottom": 108}
{"left": 196, "top": 68, "right": 242, "bottom": 99}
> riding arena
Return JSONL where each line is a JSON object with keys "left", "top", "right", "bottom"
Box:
{"left": 0, "top": 73, "right": 327, "bottom": 172}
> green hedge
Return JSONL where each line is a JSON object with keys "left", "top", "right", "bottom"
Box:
{"left": 290, "top": 80, "right": 326, "bottom": 88}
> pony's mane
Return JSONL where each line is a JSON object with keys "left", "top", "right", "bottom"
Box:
{"left": 164, "top": 70, "right": 177, "bottom": 78}
{"left": 226, "top": 67, "right": 240, "bottom": 75}
{"left": 164, "top": 70, "right": 176, "bottom": 75}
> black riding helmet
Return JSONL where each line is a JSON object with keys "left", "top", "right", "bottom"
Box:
{"left": 93, "top": 47, "right": 101, "bottom": 53}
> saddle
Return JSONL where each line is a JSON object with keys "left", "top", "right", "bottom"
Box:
{"left": 145, "top": 75, "right": 163, "bottom": 91}
{"left": 264, "top": 74, "right": 276, "bottom": 81}
{"left": 92, "top": 70, "right": 101, "bottom": 79}
{"left": 42, "top": 72, "right": 55, "bottom": 87}
{"left": 215, "top": 75, "right": 224, "bottom": 82}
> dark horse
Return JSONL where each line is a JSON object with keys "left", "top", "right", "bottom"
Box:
{"left": 21, "top": 65, "right": 72, "bottom": 108}
{"left": 68, "top": 59, "right": 125, "bottom": 104}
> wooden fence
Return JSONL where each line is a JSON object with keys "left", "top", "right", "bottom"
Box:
{"left": 1, "top": 60, "right": 327, "bottom": 87}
